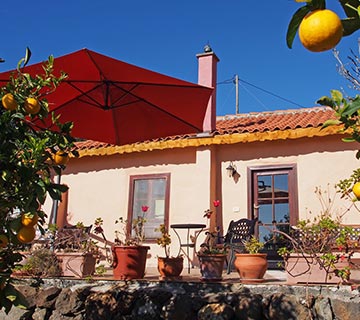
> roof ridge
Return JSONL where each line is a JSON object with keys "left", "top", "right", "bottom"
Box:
{"left": 217, "top": 106, "right": 332, "bottom": 121}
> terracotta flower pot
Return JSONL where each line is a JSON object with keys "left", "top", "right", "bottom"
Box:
{"left": 157, "top": 256, "right": 184, "bottom": 279}
{"left": 234, "top": 253, "right": 268, "bottom": 283}
{"left": 198, "top": 254, "right": 227, "bottom": 281}
{"left": 112, "top": 245, "right": 150, "bottom": 280}
{"left": 285, "top": 253, "right": 352, "bottom": 284}
{"left": 56, "top": 252, "right": 96, "bottom": 278}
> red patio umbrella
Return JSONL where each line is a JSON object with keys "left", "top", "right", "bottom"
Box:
{"left": 0, "top": 48, "right": 213, "bottom": 145}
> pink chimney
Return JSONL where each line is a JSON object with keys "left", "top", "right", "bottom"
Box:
{"left": 197, "top": 45, "right": 219, "bottom": 133}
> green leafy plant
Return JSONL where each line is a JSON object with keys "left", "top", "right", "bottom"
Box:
{"left": 94, "top": 206, "right": 150, "bottom": 247}
{"left": 243, "top": 236, "right": 265, "bottom": 254}
{"left": 277, "top": 186, "right": 359, "bottom": 283}
{"left": 14, "top": 248, "right": 62, "bottom": 278}
{"left": 114, "top": 205, "right": 149, "bottom": 246}
{"left": 197, "top": 227, "right": 228, "bottom": 255}
{"left": 155, "top": 223, "right": 182, "bottom": 258}
{"left": 53, "top": 222, "right": 100, "bottom": 257}
{"left": 0, "top": 48, "right": 76, "bottom": 312}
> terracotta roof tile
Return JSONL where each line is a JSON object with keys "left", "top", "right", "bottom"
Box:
{"left": 75, "top": 106, "right": 337, "bottom": 150}
{"left": 215, "top": 107, "right": 336, "bottom": 135}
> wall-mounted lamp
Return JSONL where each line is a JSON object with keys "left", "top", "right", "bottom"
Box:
{"left": 226, "top": 161, "right": 237, "bottom": 178}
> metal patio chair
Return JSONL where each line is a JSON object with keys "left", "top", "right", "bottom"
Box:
{"left": 221, "top": 218, "right": 257, "bottom": 274}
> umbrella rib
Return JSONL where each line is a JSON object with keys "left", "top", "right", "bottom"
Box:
{"left": 66, "top": 81, "right": 110, "bottom": 109}
{"left": 110, "top": 82, "right": 204, "bottom": 132}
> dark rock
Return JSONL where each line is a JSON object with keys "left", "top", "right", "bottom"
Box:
{"left": 313, "top": 296, "right": 333, "bottom": 320}
{"left": 36, "top": 287, "right": 62, "bottom": 309}
{"left": 198, "top": 303, "right": 234, "bottom": 320}
{"left": 32, "top": 307, "right": 50, "bottom": 320}
{"left": 49, "top": 309, "right": 83, "bottom": 319}
{"left": 85, "top": 291, "right": 120, "bottom": 319}
{"left": 55, "top": 287, "right": 89, "bottom": 315}
{"left": 234, "top": 294, "right": 264, "bottom": 320}
{"left": 267, "top": 293, "right": 311, "bottom": 320}
{"left": 161, "top": 294, "right": 198, "bottom": 320}
{"left": 15, "top": 284, "right": 38, "bottom": 309}
{"left": 0, "top": 306, "right": 33, "bottom": 320}
{"left": 331, "top": 298, "right": 360, "bottom": 320}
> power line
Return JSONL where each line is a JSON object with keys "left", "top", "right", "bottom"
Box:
{"left": 218, "top": 75, "right": 306, "bottom": 110}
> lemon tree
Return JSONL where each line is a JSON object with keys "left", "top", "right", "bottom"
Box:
{"left": 287, "top": 0, "right": 360, "bottom": 51}
{"left": 0, "top": 48, "right": 78, "bottom": 312}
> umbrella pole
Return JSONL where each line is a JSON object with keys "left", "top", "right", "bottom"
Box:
{"left": 50, "top": 169, "right": 61, "bottom": 250}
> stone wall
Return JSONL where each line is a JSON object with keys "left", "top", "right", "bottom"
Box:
{"left": 1, "top": 278, "right": 360, "bottom": 320}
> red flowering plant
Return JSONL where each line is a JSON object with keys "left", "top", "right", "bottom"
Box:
{"left": 198, "top": 200, "right": 227, "bottom": 255}
{"left": 94, "top": 205, "right": 149, "bottom": 246}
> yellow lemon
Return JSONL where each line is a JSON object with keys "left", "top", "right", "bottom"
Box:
{"left": 53, "top": 150, "right": 69, "bottom": 166}
{"left": 21, "top": 212, "right": 39, "bottom": 227}
{"left": 352, "top": 182, "right": 360, "bottom": 200}
{"left": 2, "top": 93, "right": 18, "bottom": 111}
{"left": 17, "top": 226, "right": 36, "bottom": 244}
{"left": 299, "top": 9, "right": 343, "bottom": 52}
{"left": 24, "top": 97, "right": 41, "bottom": 115}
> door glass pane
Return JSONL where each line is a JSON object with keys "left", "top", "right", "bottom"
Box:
{"left": 258, "top": 203, "right": 272, "bottom": 224}
{"left": 259, "top": 225, "right": 272, "bottom": 244}
{"left": 274, "top": 203, "right": 289, "bottom": 223}
{"left": 274, "top": 174, "right": 288, "bottom": 198}
{"left": 258, "top": 175, "right": 272, "bottom": 199}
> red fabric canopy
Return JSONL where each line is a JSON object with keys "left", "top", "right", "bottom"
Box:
{"left": 0, "top": 49, "right": 213, "bottom": 145}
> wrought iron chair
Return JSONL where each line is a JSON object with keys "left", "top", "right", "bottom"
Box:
{"left": 221, "top": 218, "right": 257, "bottom": 274}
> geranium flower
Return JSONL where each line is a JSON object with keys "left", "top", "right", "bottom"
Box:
{"left": 213, "top": 200, "right": 220, "bottom": 207}
{"left": 203, "top": 209, "right": 212, "bottom": 219}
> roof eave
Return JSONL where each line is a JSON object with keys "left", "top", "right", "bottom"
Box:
{"left": 75, "top": 125, "right": 344, "bottom": 158}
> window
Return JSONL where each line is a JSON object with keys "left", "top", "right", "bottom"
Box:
{"left": 128, "top": 173, "right": 170, "bottom": 241}
{"left": 248, "top": 165, "right": 298, "bottom": 262}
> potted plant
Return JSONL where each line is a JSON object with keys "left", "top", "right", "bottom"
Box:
{"left": 12, "top": 247, "right": 62, "bottom": 278}
{"left": 52, "top": 222, "right": 100, "bottom": 278}
{"left": 197, "top": 229, "right": 228, "bottom": 281}
{"left": 95, "top": 206, "right": 151, "bottom": 280}
{"left": 155, "top": 224, "right": 184, "bottom": 279}
{"left": 277, "top": 186, "right": 360, "bottom": 285}
{"left": 277, "top": 214, "right": 358, "bottom": 284}
{"left": 197, "top": 200, "right": 228, "bottom": 281}
{"left": 233, "top": 236, "right": 268, "bottom": 283}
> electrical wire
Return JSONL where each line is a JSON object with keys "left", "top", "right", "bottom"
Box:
{"left": 218, "top": 75, "right": 306, "bottom": 109}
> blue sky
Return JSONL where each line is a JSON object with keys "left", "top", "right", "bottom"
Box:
{"left": 1, "top": 0, "right": 360, "bottom": 116}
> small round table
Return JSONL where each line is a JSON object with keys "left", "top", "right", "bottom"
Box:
{"left": 170, "top": 223, "right": 206, "bottom": 273}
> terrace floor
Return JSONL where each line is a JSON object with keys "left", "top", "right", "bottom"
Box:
{"left": 98, "top": 267, "right": 288, "bottom": 284}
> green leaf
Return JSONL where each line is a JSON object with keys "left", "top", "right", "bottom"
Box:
{"left": 341, "top": 97, "right": 360, "bottom": 116}
{"left": 342, "top": 17, "right": 360, "bottom": 36}
{"left": 56, "top": 184, "right": 69, "bottom": 193}
{"left": 331, "top": 90, "right": 344, "bottom": 105}
{"left": 342, "top": 137, "right": 356, "bottom": 142}
{"left": 23, "top": 47, "right": 31, "bottom": 68}
{"left": 47, "top": 188, "right": 61, "bottom": 201}
{"left": 286, "top": 6, "right": 311, "bottom": 49}
{"left": 340, "top": 0, "right": 360, "bottom": 18}
{"left": 316, "top": 96, "right": 336, "bottom": 108}
{"left": 309, "top": 0, "right": 325, "bottom": 10}
{"left": 321, "top": 119, "right": 342, "bottom": 128}
{"left": 356, "top": 150, "right": 360, "bottom": 159}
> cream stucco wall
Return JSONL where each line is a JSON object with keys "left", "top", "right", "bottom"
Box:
{"left": 43, "top": 133, "right": 360, "bottom": 268}
{"left": 219, "top": 135, "right": 360, "bottom": 230}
